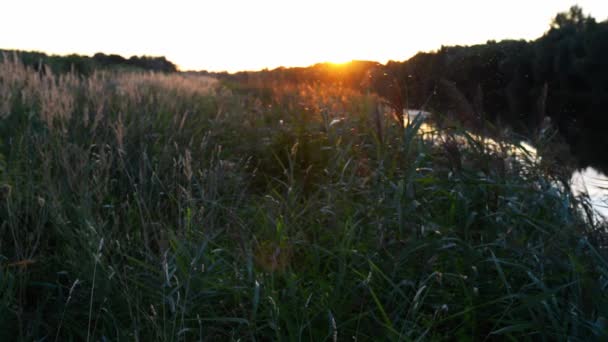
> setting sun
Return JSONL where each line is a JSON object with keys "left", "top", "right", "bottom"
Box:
{"left": 327, "top": 60, "right": 354, "bottom": 68}
{"left": 1, "top": 0, "right": 607, "bottom": 71}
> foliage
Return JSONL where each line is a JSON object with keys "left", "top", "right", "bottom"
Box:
{"left": 376, "top": 6, "right": 608, "bottom": 173}
{"left": 0, "top": 52, "right": 607, "bottom": 341}
{"left": 0, "top": 50, "right": 178, "bottom": 75}
{"left": 212, "top": 6, "right": 608, "bottom": 174}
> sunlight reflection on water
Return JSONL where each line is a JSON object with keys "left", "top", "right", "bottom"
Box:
{"left": 572, "top": 167, "right": 608, "bottom": 219}
{"left": 405, "top": 109, "right": 608, "bottom": 220}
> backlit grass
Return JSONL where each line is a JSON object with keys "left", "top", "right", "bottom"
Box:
{"left": 0, "top": 56, "right": 607, "bottom": 341}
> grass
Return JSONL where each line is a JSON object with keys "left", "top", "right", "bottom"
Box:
{"left": 0, "top": 55, "right": 607, "bottom": 340}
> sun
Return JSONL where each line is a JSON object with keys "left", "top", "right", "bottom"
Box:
{"left": 327, "top": 60, "right": 354, "bottom": 70}
{"left": 328, "top": 60, "right": 351, "bottom": 66}
{"left": 323, "top": 50, "right": 357, "bottom": 68}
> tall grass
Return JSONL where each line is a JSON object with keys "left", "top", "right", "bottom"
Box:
{"left": 0, "top": 56, "right": 606, "bottom": 340}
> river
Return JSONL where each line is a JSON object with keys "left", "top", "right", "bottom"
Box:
{"left": 406, "top": 109, "right": 608, "bottom": 221}
{"left": 572, "top": 167, "right": 608, "bottom": 219}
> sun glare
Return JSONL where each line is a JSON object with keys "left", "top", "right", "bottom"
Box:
{"left": 328, "top": 60, "right": 353, "bottom": 68}
{"left": 1, "top": 0, "right": 607, "bottom": 71}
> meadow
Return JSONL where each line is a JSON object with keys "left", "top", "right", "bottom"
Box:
{"left": 0, "top": 54, "right": 607, "bottom": 341}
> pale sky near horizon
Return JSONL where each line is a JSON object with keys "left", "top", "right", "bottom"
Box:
{"left": 2, "top": 1, "right": 607, "bottom": 72}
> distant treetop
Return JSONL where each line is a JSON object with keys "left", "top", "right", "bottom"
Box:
{"left": 0, "top": 50, "right": 178, "bottom": 75}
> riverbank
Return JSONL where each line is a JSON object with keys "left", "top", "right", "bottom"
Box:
{"left": 0, "top": 58, "right": 607, "bottom": 340}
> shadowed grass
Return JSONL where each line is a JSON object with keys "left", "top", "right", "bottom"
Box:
{"left": 0, "top": 57, "right": 606, "bottom": 340}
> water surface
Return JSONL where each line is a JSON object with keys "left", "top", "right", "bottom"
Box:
{"left": 406, "top": 109, "right": 608, "bottom": 220}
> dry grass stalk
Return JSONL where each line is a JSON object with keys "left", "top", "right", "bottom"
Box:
{"left": 0, "top": 55, "right": 218, "bottom": 131}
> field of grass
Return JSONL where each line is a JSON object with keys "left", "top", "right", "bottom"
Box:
{"left": 0, "top": 55, "right": 607, "bottom": 341}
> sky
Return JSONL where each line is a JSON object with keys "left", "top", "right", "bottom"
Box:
{"left": 2, "top": 1, "right": 608, "bottom": 72}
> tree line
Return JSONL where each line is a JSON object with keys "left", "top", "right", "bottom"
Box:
{"left": 219, "top": 6, "right": 608, "bottom": 172}
{"left": 0, "top": 50, "right": 177, "bottom": 74}
{"left": 379, "top": 6, "right": 608, "bottom": 172}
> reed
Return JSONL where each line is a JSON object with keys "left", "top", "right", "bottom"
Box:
{"left": 0, "top": 56, "right": 606, "bottom": 340}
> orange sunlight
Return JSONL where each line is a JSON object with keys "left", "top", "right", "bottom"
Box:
{"left": 327, "top": 61, "right": 354, "bottom": 68}
{"left": 1, "top": 0, "right": 608, "bottom": 72}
